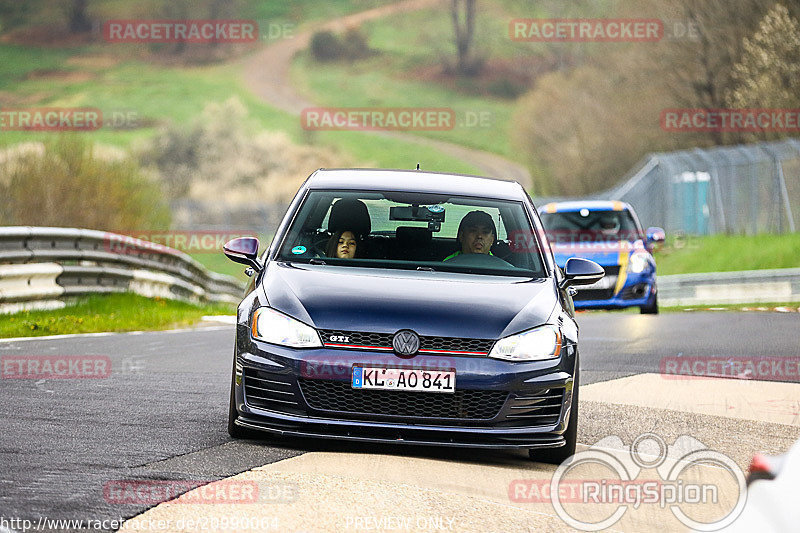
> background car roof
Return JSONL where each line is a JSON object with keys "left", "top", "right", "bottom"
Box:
{"left": 539, "top": 200, "right": 633, "bottom": 213}
{"left": 305, "top": 168, "right": 527, "bottom": 201}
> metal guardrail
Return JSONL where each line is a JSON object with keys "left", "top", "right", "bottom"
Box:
{"left": 0, "top": 226, "right": 246, "bottom": 313}
{"left": 535, "top": 138, "right": 800, "bottom": 236}
{"left": 658, "top": 268, "right": 800, "bottom": 306}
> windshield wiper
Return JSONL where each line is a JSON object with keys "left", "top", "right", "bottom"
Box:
{"left": 309, "top": 258, "right": 327, "bottom": 265}
{"left": 416, "top": 266, "right": 436, "bottom": 272}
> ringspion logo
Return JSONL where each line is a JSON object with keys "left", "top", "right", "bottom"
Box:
{"left": 539, "top": 433, "right": 747, "bottom": 531}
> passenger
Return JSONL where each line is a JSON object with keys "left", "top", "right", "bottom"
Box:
{"left": 326, "top": 229, "right": 361, "bottom": 259}
{"left": 443, "top": 210, "right": 496, "bottom": 261}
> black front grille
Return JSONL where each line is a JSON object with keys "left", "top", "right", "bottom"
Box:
{"left": 500, "top": 388, "right": 565, "bottom": 427}
{"left": 320, "top": 330, "right": 393, "bottom": 347}
{"left": 319, "top": 329, "right": 494, "bottom": 355}
{"left": 419, "top": 336, "right": 494, "bottom": 353}
{"left": 573, "top": 288, "right": 615, "bottom": 301}
{"left": 243, "top": 368, "right": 304, "bottom": 414}
{"left": 299, "top": 378, "right": 508, "bottom": 420}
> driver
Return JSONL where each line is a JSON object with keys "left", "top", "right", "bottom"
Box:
{"left": 598, "top": 215, "right": 620, "bottom": 237}
{"left": 444, "top": 210, "right": 496, "bottom": 261}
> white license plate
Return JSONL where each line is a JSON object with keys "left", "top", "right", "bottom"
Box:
{"left": 352, "top": 367, "right": 455, "bottom": 393}
{"left": 579, "top": 274, "right": 616, "bottom": 290}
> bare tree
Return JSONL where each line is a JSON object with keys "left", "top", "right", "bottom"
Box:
{"left": 68, "top": 0, "right": 91, "bottom": 33}
{"left": 654, "top": 0, "right": 774, "bottom": 144}
{"left": 450, "top": 0, "right": 476, "bottom": 75}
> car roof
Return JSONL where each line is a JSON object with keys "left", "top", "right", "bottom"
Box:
{"left": 305, "top": 168, "right": 527, "bottom": 201}
{"left": 539, "top": 200, "right": 633, "bottom": 213}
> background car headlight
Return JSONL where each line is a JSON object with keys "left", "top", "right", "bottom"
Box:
{"left": 489, "top": 325, "right": 562, "bottom": 362}
{"left": 251, "top": 307, "right": 322, "bottom": 348}
{"left": 628, "top": 253, "right": 649, "bottom": 274}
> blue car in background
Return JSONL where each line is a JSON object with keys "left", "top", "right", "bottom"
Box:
{"left": 539, "top": 201, "right": 665, "bottom": 314}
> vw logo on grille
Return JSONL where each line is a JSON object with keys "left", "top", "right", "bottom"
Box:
{"left": 392, "top": 329, "right": 420, "bottom": 357}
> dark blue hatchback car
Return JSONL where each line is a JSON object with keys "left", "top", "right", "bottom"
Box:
{"left": 223, "top": 169, "right": 603, "bottom": 463}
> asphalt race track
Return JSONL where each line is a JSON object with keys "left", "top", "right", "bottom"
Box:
{"left": 2, "top": 311, "right": 799, "bottom": 532}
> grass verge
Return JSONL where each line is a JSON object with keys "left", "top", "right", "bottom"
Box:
{"left": 0, "top": 293, "right": 235, "bottom": 338}
{"left": 654, "top": 234, "right": 800, "bottom": 275}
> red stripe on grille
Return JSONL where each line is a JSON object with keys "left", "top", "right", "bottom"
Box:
{"left": 324, "top": 343, "right": 393, "bottom": 351}
{"left": 418, "top": 348, "right": 488, "bottom": 355}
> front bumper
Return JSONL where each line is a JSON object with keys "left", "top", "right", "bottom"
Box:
{"left": 573, "top": 270, "right": 657, "bottom": 310}
{"left": 232, "top": 330, "right": 577, "bottom": 449}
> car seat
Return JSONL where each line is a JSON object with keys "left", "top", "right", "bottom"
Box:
{"left": 394, "top": 226, "right": 435, "bottom": 261}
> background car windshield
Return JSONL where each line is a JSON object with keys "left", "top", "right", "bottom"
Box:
{"left": 540, "top": 210, "right": 641, "bottom": 243}
{"left": 277, "top": 190, "right": 545, "bottom": 277}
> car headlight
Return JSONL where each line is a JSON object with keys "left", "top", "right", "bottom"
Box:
{"left": 251, "top": 307, "right": 322, "bottom": 348}
{"left": 488, "top": 325, "right": 562, "bottom": 362}
{"left": 628, "top": 253, "right": 649, "bottom": 274}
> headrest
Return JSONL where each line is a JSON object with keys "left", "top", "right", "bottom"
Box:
{"left": 396, "top": 226, "right": 432, "bottom": 247}
{"left": 328, "top": 198, "right": 371, "bottom": 238}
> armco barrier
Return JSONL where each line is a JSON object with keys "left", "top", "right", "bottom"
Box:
{"left": 658, "top": 268, "right": 800, "bottom": 306}
{"left": 0, "top": 227, "right": 246, "bottom": 313}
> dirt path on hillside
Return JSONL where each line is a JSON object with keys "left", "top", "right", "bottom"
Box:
{"left": 241, "top": 0, "right": 532, "bottom": 188}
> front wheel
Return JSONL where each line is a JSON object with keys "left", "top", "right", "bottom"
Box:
{"left": 529, "top": 365, "right": 579, "bottom": 465}
{"left": 640, "top": 293, "right": 658, "bottom": 314}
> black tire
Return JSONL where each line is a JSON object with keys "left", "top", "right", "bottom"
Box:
{"left": 227, "top": 362, "right": 259, "bottom": 439}
{"left": 529, "top": 365, "right": 579, "bottom": 465}
{"left": 640, "top": 293, "right": 659, "bottom": 314}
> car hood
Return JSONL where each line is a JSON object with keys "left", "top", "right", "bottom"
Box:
{"left": 260, "top": 262, "right": 557, "bottom": 339}
{"left": 552, "top": 240, "right": 646, "bottom": 267}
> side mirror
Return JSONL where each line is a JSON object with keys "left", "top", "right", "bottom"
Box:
{"left": 560, "top": 257, "right": 604, "bottom": 289}
{"left": 646, "top": 227, "right": 665, "bottom": 243}
{"left": 646, "top": 227, "right": 666, "bottom": 251}
{"left": 223, "top": 237, "right": 262, "bottom": 271}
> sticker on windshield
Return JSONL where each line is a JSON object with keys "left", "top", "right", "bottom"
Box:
{"left": 427, "top": 205, "right": 445, "bottom": 213}
{"left": 291, "top": 245, "right": 307, "bottom": 255}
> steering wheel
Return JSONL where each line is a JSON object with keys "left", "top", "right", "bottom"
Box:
{"left": 444, "top": 252, "right": 514, "bottom": 268}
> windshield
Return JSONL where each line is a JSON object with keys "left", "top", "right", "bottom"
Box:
{"left": 276, "top": 190, "right": 546, "bottom": 277}
{"left": 540, "top": 209, "right": 642, "bottom": 243}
